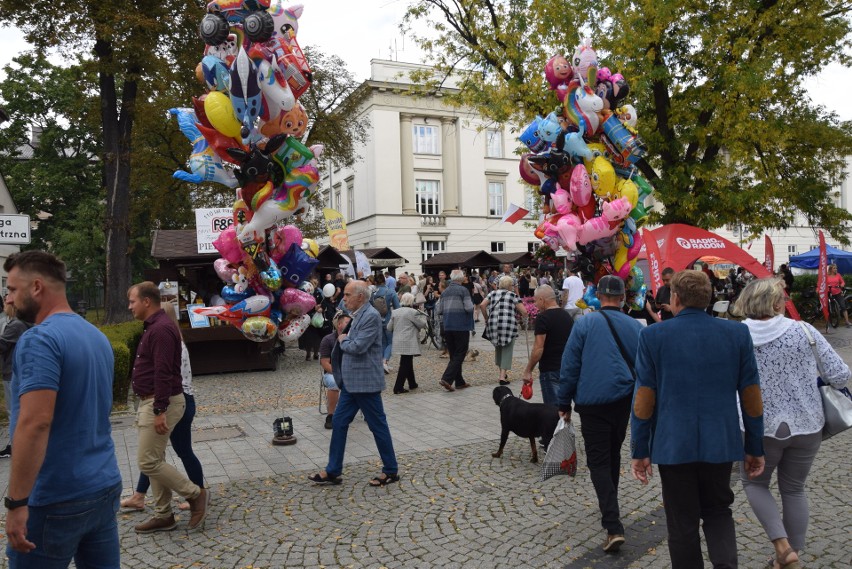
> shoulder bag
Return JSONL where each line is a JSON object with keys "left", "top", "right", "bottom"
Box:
{"left": 600, "top": 311, "right": 637, "bottom": 380}
{"left": 797, "top": 321, "right": 852, "bottom": 440}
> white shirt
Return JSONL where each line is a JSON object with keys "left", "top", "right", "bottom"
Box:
{"left": 562, "top": 275, "right": 584, "bottom": 309}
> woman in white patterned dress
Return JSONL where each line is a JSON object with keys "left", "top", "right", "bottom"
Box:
{"left": 481, "top": 276, "right": 528, "bottom": 385}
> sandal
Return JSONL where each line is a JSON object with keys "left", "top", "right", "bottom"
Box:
{"left": 369, "top": 473, "right": 400, "bottom": 487}
{"left": 308, "top": 472, "right": 342, "bottom": 485}
{"left": 775, "top": 547, "right": 802, "bottom": 569}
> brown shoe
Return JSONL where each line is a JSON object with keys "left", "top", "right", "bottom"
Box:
{"left": 439, "top": 380, "right": 455, "bottom": 392}
{"left": 134, "top": 515, "right": 177, "bottom": 534}
{"left": 187, "top": 488, "right": 210, "bottom": 530}
{"left": 603, "top": 533, "right": 625, "bottom": 552}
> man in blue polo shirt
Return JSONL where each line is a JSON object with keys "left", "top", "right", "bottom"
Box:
{"left": 4, "top": 251, "right": 122, "bottom": 568}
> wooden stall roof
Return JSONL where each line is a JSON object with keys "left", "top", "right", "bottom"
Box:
{"left": 339, "top": 247, "right": 409, "bottom": 268}
{"left": 492, "top": 252, "right": 535, "bottom": 267}
{"left": 151, "top": 230, "right": 217, "bottom": 262}
{"left": 316, "top": 245, "right": 351, "bottom": 270}
{"left": 421, "top": 250, "right": 502, "bottom": 269}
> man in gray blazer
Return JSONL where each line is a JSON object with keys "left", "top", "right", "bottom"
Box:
{"left": 309, "top": 280, "right": 399, "bottom": 487}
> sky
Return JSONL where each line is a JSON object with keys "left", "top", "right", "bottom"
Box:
{"left": 0, "top": 0, "right": 850, "bottom": 121}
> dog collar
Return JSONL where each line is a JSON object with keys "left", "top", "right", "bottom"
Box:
{"left": 499, "top": 393, "right": 513, "bottom": 405}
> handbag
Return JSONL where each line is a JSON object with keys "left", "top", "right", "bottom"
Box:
{"left": 540, "top": 418, "right": 577, "bottom": 482}
{"left": 798, "top": 321, "right": 852, "bottom": 440}
{"left": 415, "top": 291, "right": 427, "bottom": 305}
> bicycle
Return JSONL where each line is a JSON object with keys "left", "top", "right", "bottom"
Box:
{"left": 799, "top": 287, "right": 852, "bottom": 327}
{"left": 418, "top": 306, "right": 445, "bottom": 350}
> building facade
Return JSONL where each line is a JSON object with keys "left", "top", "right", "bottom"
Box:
{"left": 322, "top": 60, "right": 851, "bottom": 275}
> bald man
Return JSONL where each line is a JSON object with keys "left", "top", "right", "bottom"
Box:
{"left": 521, "top": 286, "right": 574, "bottom": 406}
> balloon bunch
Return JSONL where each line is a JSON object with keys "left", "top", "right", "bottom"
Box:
{"left": 174, "top": 1, "right": 325, "bottom": 342}
{"left": 520, "top": 38, "right": 655, "bottom": 283}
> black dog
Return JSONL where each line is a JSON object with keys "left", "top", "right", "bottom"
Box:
{"left": 492, "top": 385, "right": 560, "bottom": 463}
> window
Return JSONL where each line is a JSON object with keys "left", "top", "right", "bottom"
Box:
{"left": 486, "top": 129, "right": 503, "bottom": 158}
{"left": 416, "top": 180, "right": 441, "bottom": 215}
{"left": 335, "top": 189, "right": 341, "bottom": 211}
{"left": 525, "top": 192, "right": 537, "bottom": 219}
{"left": 491, "top": 241, "right": 506, "bottom": 253}
{"left": 528, "top": 242, "right": 542, "bottom": 253}
{"left": 421, "top": 240, "right": 446, "bottom": 263}
{"left": 413, "top": 124, "right": 439, "bottom": 154}
{"left": 488, "top": 182, "right": 505, "bottom": 217}
{"left": 347, "top": 179, "right": 354, "bottom": 220}
{"left": 788, "top": 245, "right": 797, "bottom": 254}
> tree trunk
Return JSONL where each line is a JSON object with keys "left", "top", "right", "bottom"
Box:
{"left": 97, "top": 36, "right": 138, "bottom": 324}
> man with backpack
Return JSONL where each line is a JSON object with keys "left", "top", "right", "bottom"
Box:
{"left": 371, "top": 273, "right": 399, "bottom": 374}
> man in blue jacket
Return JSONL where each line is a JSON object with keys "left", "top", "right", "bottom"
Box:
{"left": 558, "top": 275, "right": 642, "bottom": 553}
{"left": 310, "top": 280, "right": 399, "bottom": 487}
{"left": 631, "top": 270, "right": 765, "bottom": 569}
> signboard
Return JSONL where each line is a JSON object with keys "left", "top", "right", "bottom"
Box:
{"left": 195, "top": 208, "right": 233, "bottom": 254}
{"left": 322, "top": 208, "right": 350, "bottom": 251}
{"left": 0, "top": 214, "right": 31, "bottom": 245}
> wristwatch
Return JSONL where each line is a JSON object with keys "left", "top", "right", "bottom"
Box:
{"left": 153, "top": 408, "right": 167, "bottom": 416}
{"left": 5, "top": 496, "right": 28, "bottom": 510}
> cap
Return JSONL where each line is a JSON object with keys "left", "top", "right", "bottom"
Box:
{"left": 597, "top": 275, "right": 625, "bottom": 296}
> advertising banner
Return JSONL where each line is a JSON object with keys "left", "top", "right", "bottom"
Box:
{"left": 323, "top": 208, "right": 350, "bottom": 251}
{"left": 195, "top": 208, "right": 233, "bottom": 253}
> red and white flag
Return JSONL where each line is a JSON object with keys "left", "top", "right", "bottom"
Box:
{"left": 501, "top": 203, "right": 530, "bottom": 224}
{"left": 764, "top": 235, "right": 774, "bottom": 273}
{"left": 818, "top": 231, "right": 829, "bottom": 322}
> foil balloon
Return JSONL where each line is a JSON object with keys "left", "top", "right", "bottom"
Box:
{"left": 213, "top": 258, "right": 238, "bottom": 282}
{"left": 302, "top": 239, "right": 319, "bottom": 258}
{"left": 221, "top": 285, "right": 251, "bottom": 303}
{"left": 280, "top": 287, "right": 317, "bottom": 316}
{"left": 298, "top": 280, "right": 314, "bottom": 294}
{"left": 260, "top": 260, "right": 283, "bottom": 291}
{"left": 279, "top": 243, "right": 319, "bottom": 286}
{"left": 169, "top": 108, "right": 237, "bottom": 188}
{"left": 278, "top": 314, "right": 311, "bottom": 342}
{"left": 241, "top": 316, "right": 278, "bottom": 343}
{"left": 204, "top": 91, "right": 243, "bottom": 138}
{"left": 268, "top": 224, "right": 303, "bottom": 264}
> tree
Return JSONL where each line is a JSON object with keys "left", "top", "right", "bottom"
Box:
{"left": 0, "top": 54, "right": 105, "bottom": 295}
{"left": 404, "top": 0, "right": 852, "bottom": 243}
{"left": 0, "top": 0, "right": 204, "bottom": 322}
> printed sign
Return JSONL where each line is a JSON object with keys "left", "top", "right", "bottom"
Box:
{"left": 0, "top": 214, "right": 31, "bottom": 245}
{"left": 195, "top": 208, "right": 233, "bottom": 253}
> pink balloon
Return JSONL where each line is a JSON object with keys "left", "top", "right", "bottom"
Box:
{"left": 550, "top": 185, "right": 572, "bottom": 215}
{"left": 279, "top": 287, "right": 316, "bottom": 317}
{"left": 269, "top": 225, "right": 304, "bottom": 264}
{"left": 213, "top": 227, "right": 244, "bottom": 265}
{"left": 213, "top": 258, "right": 238, "bottom": 282}
{"left": 569, "top": 164, "right": 592, "bottom": 207}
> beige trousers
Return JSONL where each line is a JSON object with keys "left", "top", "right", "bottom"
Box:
{"left": 137, "top": 394, "right": 200, "bottom": 518}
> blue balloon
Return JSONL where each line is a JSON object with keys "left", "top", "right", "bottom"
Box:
{"left": 221, "top": 285, "right": 251, "bottom": 303}
{"left": 279, "top": 243, "right": 319, "bottom": 286}
{"left": 583, "top": 284, "right": 601, "bottom": 311}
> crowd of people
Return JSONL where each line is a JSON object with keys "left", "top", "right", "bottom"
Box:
{"left": 1, "top": 250, "right": 848, "bottom": 569}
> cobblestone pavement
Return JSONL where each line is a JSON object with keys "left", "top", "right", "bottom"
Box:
{"left": 0, "top": 321, "right": 850, "bottom": 568}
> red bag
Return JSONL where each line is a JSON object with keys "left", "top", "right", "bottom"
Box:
{"left": 521, "top": 379, "right": 533, "bottom": 400}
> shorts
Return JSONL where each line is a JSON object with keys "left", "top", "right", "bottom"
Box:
{"left": 322, "top": 373, "right": 339, "bottom": 390}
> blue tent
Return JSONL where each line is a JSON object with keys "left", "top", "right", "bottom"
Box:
{"left": 788, "top": 245, "right": 852, "bottom": 274}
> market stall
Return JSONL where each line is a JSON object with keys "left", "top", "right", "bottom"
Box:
{"left": 421, "top": 250, "right": 502, "bottom": 275}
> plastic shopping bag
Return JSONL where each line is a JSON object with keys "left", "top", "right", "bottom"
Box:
{"left": 540, "top": 418, "right": 577, "bottom": 482}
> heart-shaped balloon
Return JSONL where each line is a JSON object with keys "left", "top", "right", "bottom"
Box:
{"left": 280, "top": 287, "right": 316, "bottom": 317}
{"left": 278, "top": 314, "right": 310, "bottom": 342}
{"left": 213, "top": 258, "right": 238, "bottom": 282}
{"left": 241, "top": 316, "right": 277, "bottom": 343}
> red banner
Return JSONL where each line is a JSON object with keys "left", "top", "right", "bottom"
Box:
{"left": 764, "top": 235, "right": 774, "bottom": 273}
{"left": 818, "top": 231, "right": 829, "bottom": 322}
{"left": 642, "top": 228, "right": 664, "bottom": 294}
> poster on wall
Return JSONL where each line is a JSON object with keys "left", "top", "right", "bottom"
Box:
{"left": 195, "top": 208, "right": 234, "bottom": 253}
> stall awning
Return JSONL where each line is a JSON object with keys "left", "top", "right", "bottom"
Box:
{"left": 316, "top": 245, "right": 352, "bottom": 270}
{"left": 151, "top": 230, "right": 217, "bottom": 263}
{"left": 492, "top": 252, "right": 535, "bottom": 267}
{"left": 421, "top": 250, "right": 502, "bottom": 269}
{"left": 339, "top": 247, "right": 408, "bottom": 268}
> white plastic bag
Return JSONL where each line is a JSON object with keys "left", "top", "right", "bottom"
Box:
{"left": 540, "top": 418, "right": 578, "bottom": 482}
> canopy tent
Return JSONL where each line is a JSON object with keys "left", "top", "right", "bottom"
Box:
{"left": 789, "top": 245, "right": 852, "bottom": 274}
{"left": 641, "top": 224, "right": 771, "bottom": 294}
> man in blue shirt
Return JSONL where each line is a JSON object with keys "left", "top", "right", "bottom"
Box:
{"left": 4, "top": 251, "right": 122, "bottom": 568}
{"left": 631, "top": 270, "right": 765, "bottom": 568}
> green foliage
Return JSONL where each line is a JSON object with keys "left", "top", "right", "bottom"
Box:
{"left": 99, "top": 320, "right": 143, "bottom": 407}
{"left": 404, "top": 0, "right": 852, "bottom": 242}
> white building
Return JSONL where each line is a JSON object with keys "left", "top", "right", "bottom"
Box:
{"left": 322, "top": 60, "right": 852, "bottom": 275}
{"left": 321, "top": 60, "right": 539, "bottom": 276}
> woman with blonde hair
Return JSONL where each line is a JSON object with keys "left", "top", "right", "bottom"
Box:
{"left": 481, "top": 275, "right": 528, "bottom": 384}
{"left": 825, "top": 264, "right": 851, "bottom": 327}
{"left": 387, "top": 293, "right": 428, "bottom": 394}
{"left": 121, "top": 302, "right": 206, "bottom": 512}
{"left": 735, "top": 278, "right": 850, "bottom": 569}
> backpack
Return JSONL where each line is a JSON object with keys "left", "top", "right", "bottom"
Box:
{"left": 371, "top": 287, "right": 389, "bottom": 317}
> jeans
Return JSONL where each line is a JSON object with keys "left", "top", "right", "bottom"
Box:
{"left": 577, "top": 396, "right": 631, "bottom": 535}
{"left": 538, "top": 370, "right": 560, "bottom": 407}
{"left": 7, "top": 482, "right": 122, "bottom": 569}
{"left": 740, "top": 430, "right": 821, "bottom": 551}
{"left": 393, "top": 354, "right": 416, "bottom": 392}
{"left": 382, "top": 325, "right": 393, "bottom": 361}
{"left": 326, "top": 384, "right": 397, "bottom": 477}
{"left": 659, "top": 462, "right": 738, "bottom": 569}
{"left": 3, "top": 380, "right": 11, "bottom": 444}
{"left": 441, "top": 331, "right": 469, "bottom": 387}
{"left": 136, "top": 394, "right": 204, "bottom": 493}
{"left": 136, "top": 395, "right": 201, "bottom": 518}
